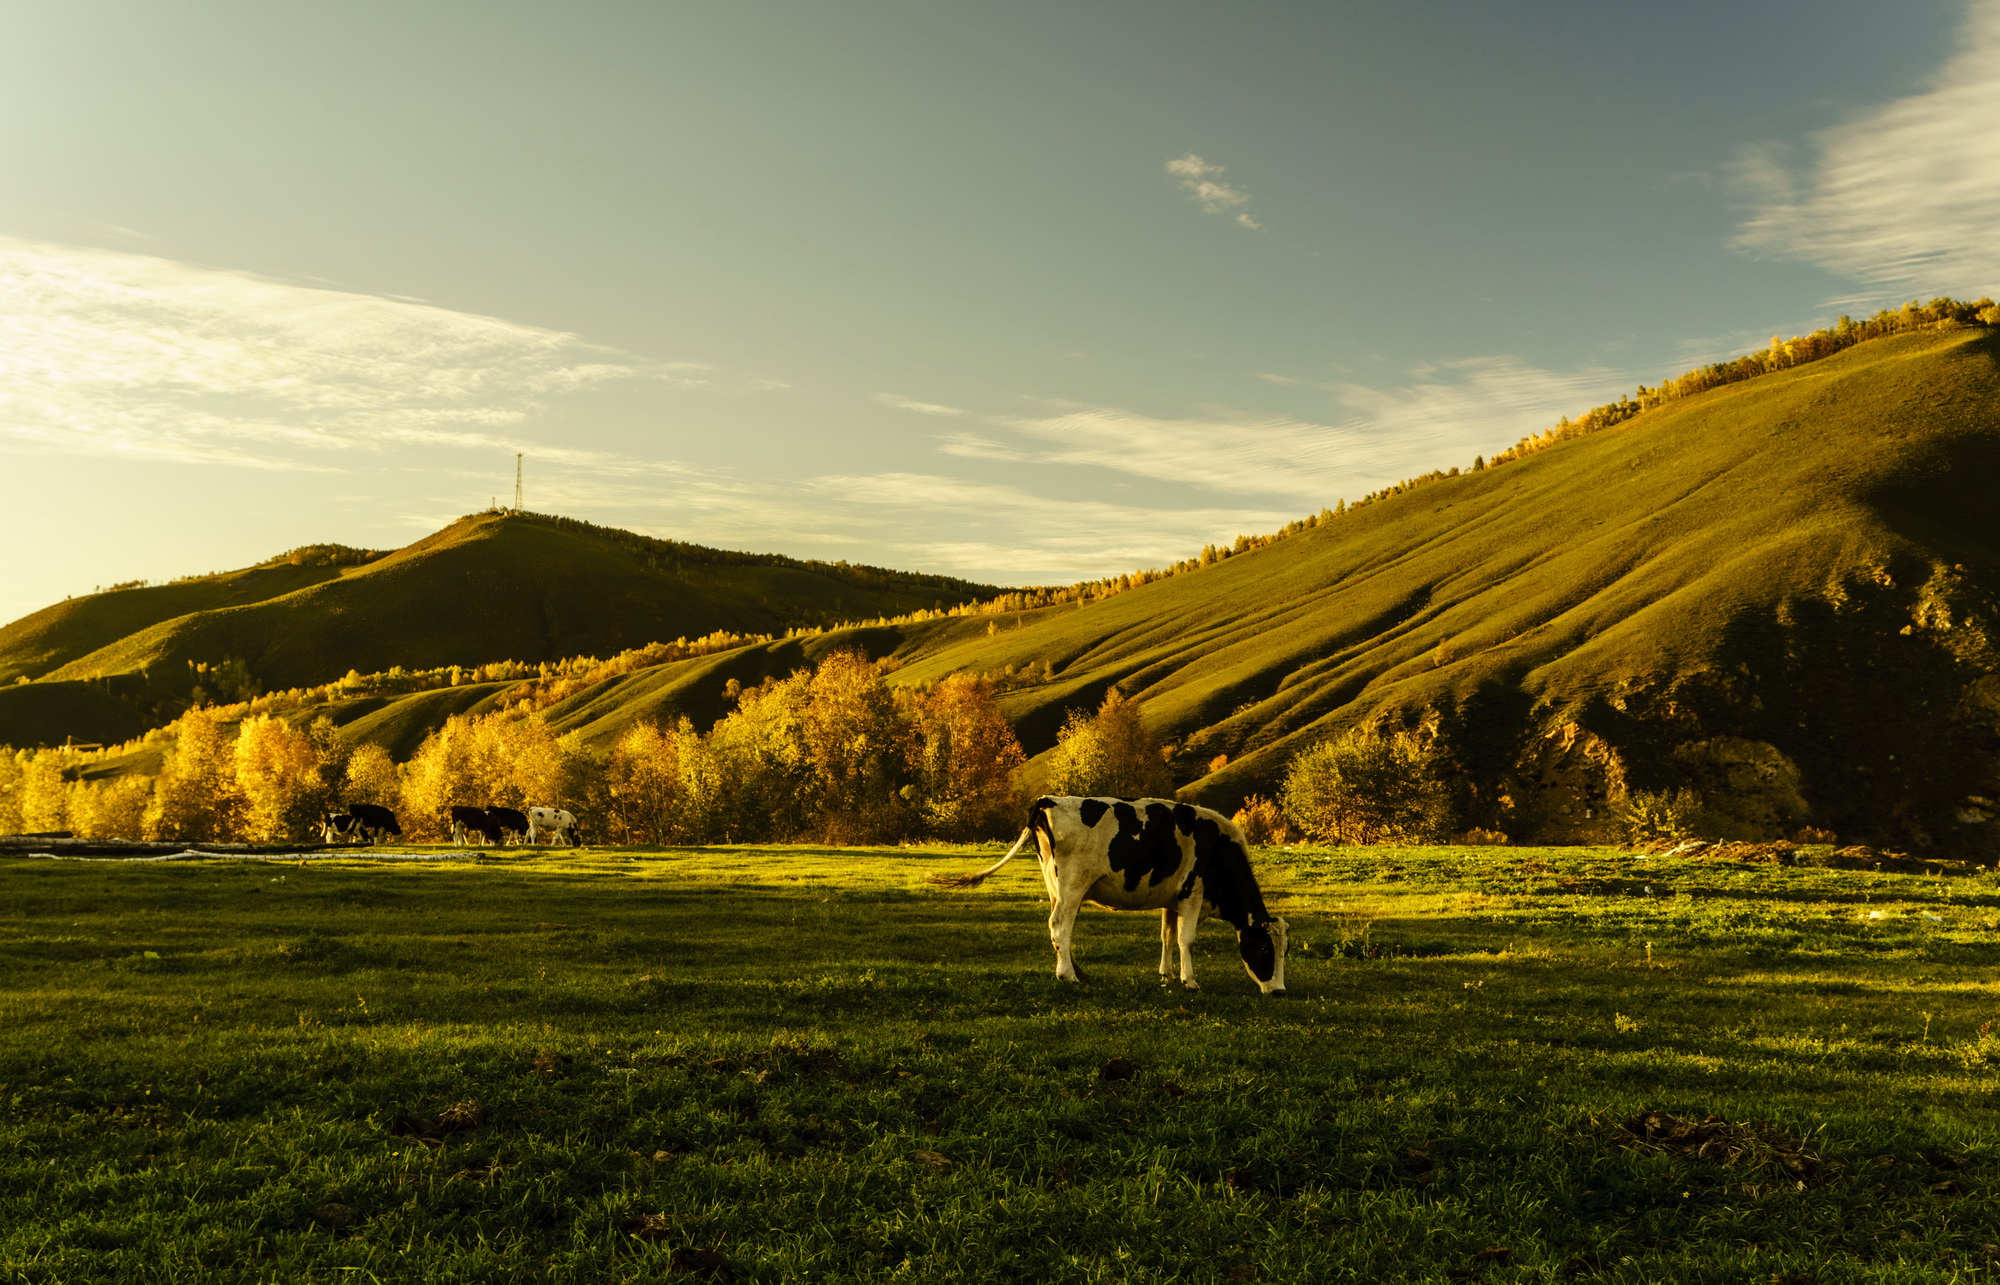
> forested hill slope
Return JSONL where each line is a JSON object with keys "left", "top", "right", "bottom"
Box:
{"left": 0, "top": 513, "right": 997, "bottom": 745}
{"left": 492, "top": 324, "right": 2000, "bottom": 848}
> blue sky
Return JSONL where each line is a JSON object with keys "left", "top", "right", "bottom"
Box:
{"left": 3, "top": 0, "right": 1996, "bottom": 620}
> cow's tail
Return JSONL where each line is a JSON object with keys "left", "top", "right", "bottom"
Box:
{"left": 929, "top": 827, "right": 1033, "bottom": 888}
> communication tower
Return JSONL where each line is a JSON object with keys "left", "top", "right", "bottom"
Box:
{"left": 514, "top": 453, "right": 523, "bottom": 513}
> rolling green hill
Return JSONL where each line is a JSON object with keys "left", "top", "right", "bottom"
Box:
{"left": 14, "top": 324, "right": 2000, "bottom": 848}
{"left": 0, "top": 513, "right": 997, "bottom": 748}
{"left": 0, "top": 559, "right": 352, "bottom": 684}
{"left": 284, "top": 325, "right": 2000, "bottom": 848}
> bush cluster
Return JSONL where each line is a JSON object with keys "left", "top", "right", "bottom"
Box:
{"left": 0, "top": 652, "right": 1032, "bottom": 847}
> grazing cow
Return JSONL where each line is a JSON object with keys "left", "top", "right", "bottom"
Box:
{"left": 318, "top": 812, "right": 363, "bottom": 845}
{"left": 939, "top": 795, "right": 1288, "bottom": 994}
{"left": 486, "top": 806, "right": 529, "bottom": 845}
{"left": 344, "top": 802, "right": 403, "bottom": 845}
{"left": 526, "top": 807, "right": 581, "bottom": 846}
{"left": 447, "top": 806, "right": 502, "bottom": 846}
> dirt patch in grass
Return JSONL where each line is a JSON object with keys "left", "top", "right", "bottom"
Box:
{"left": 1605, "top": 1110, "right": 1841, "bottom": 1186}
{"left": 1631, "top": 839, "right": 1976, "bottom": 876}
{"left": 388, "top": 1099, "right": 490, "bottom": 1142}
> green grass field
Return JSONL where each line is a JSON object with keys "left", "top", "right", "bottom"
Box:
{"left": 4, "top": 843, "right": 1998, "bottom": 1283}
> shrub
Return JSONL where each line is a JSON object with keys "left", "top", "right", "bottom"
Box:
{"left": 1231, "top": 794, "right": 1294, "bottom": 845}
{"left": 1616, "top": 788, "right": 1716, "bottom": 844}
{"left": 1044, "top": 688, "right": 1172, "bottom": 798}
{"left": 1279, "top": 728, "right": 1455, "bottom": 845}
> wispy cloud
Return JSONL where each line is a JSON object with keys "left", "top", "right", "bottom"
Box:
{"left": 1734, "top": 0, "right": 2000, "bottom": 297}
{"left": 973, "top": 358, "right": 1625, "bottom": 503}
{"left": 809, "top": 473, "right": 1294, "bottom": 579}
{"left": 875, "top": 392, "right": 969, "bottom": 417}
{"left": 0, "top": 235, "right": 702, "bottom": 468}
{"left": 1166, "top": 154, "right": 1261, "bottom": 229}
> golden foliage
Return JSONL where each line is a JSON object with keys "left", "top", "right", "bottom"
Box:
{"left": 1280, "top": 727, "right": 1455, "bottom": 845}
{"left": 1043, "top": 688, "right": 1172, "bottom": 799}
{"left": 234, "top": 713, "right": 329, "bottom": 842}
{"left": 1230, "top": 794, "right": 1295, "bottom": 846}
{"left": 144, "top": 707, "right": 244, "bottom": 842}
{"left": 900, "top": 673, "right": 1026, "bottom": 840}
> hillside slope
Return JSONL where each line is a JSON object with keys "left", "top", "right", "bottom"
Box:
{"left": 0, "top": 561, "right": 349, "bottom": 684}
{"left": 0, "top": 513, "right": 997, "bottom": 745}
{"left": 20, "top": 326, "right": 2000, "bottom": 848}
{"left": 289, "top": 326, "right": 2000, "bottom": 847}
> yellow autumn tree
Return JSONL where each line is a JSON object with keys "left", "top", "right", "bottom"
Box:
{"left": 342, "top": 742, "right": 401, "bottom": 808}
{"left": 1043, "top": 687, "right": 1172, "bottom": 798}
{"left": 800, "top": 650, "right": 908, "bottom": 843}
{"left": 0, "top": 750, "right": 24, "bottom": 834}
{"left": 17, "top": 750, "right": 71, "bottom": 834}
{"left": 604, "top": 719, "right": 685, "bottom": 844}
{"left": 901, "top": 673, "right": 1025, "bottom": 839}
{"left": 399, "top": 712, "right": 585, "bottom": 841}
{"left": 144, "top": 707, "right": 244, "bottom": 841}
{"left": 234, "top": 713, "right": 328, "bottom": 842}
{"left": 68, "top": 775, "right": 153, "bottom": 840}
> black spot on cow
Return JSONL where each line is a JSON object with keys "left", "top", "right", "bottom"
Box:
{"left": 346, "top": 802, "right": 402, "bottom": 840}
{"left": 1027, "top": 797, "right": 1060, "bottom": 854}
{"left": 1106, "top": 801, "right": 1186, "bottom": 893}
{"left": 1078, "top": 798, "right": 1111, "bottom": 829}
{"left": 1172, "top": 803, "right": 1197, "bottom": 835}
{"left": 1238, "top": 924, "right": 1276, "bottom": 983}
{"left": 1191, "top": 816, "right": 1271, "bottom": 931}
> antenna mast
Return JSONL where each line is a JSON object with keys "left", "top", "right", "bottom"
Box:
{"left": 513, "top": 453, "right": 523, "bottom": 513}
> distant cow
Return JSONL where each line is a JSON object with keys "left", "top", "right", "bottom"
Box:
{"left": 527, "top": 807, "right": 581, "bottom": 846}
{"left": 448, "top": 806, "right": 502, "bottom": 846}
{"left": 319, "top": 813, "right": 363, "bottom": 845}
{"left": 486, "top": 806, "right": 529, "bottom": 845}
{"left": 938, "top": 795, "right": 1289, "bottom": 994}
{"left": 345, "top": 802, "right": 403, "bottom": 845}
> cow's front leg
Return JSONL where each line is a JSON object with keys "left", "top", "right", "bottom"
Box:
{"left": 1175, "top": 900, "right": 1203, "bottom": 990}
{"left": 1158, "top": 907, "right": 1178, "bottom": 984}
{"left": 1047, "top": 889, "right": 1087, "bottom": 983}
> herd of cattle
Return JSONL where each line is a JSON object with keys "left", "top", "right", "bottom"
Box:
{"left": 316, "top": 803, "right": 583, "bottom": 846}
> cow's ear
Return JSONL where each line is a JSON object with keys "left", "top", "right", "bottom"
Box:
{"left": 1238, "top": 925, "right": 1275, "bottom": 982}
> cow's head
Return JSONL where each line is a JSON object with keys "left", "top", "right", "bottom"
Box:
{"left": 1237, "top": 917, "right": 1289, "bottom": 995}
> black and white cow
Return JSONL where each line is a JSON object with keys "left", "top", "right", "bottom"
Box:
{"left": 344, "top": 802, "right": 403, "bottom": 844}
{"left": 318, "top": 812, "right": 363, "bottom": 845}
{"left": 941, "top": 795, "right": 1288, "bottom": 994}
{"left": 448, "top": 806, "right": 502, "bottom": 846}
{"left": 527, "top": 807, "right": 580, "bottom": 846}
{"left": 486, "top": 806, "right": 529, "bottom": 845}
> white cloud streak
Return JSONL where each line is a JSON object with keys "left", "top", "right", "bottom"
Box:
{"left": 0, "top": 235, "right": 698, "bottom": 468}
{"left": 808, "top": 473, "right": 1294, "bottom": 580}
{"left": 1167, "top": 154, "right": 1259, "bottom": 228}
{"left": 875, "top": 392, "right": 969, "bottom": 417}
{"left": 1735, "top": 0, "right": 2000, "bottom": 297}
{"left": 970, "top": 358, "right": 1626, "bottom": 503}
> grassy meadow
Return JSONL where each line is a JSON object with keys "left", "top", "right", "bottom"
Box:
{"left": 3, "top": 842, "right": 1999, "bottom": 1283}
